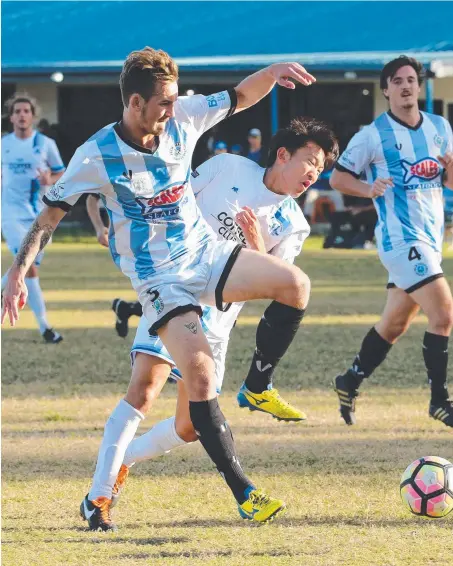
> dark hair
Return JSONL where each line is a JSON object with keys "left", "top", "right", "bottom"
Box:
{"left": 6, "top": 92, "right": 38, "bottom": 117}
{"left": 380, "top": 56, "right": 424, "bottom": 90}
{"left": 120, "top": 46, "right": 179, "bottom": 107}
{"left": 267, "top": 117, "right": 339, "bottom": 168}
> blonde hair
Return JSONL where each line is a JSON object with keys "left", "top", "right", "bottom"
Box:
{"left": 5, "top": 92, "right": 40, "bottom": 117}
{"left": 120, "top": 47, "right": 179, "bottom": 107}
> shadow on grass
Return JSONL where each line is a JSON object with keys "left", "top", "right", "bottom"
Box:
{"left": 3, "top": 433, "right": 451, "bottom": 481}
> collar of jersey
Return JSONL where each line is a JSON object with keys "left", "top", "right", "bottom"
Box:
{"left": 114, "top": 122, "right": 160, "bottom": 155}
{"left": 387, "top": 110, "right": 423, "bottom": 131}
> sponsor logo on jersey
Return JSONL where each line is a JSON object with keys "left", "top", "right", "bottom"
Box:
{"left": 8, "top": 161, "right": 32, "bottom": 174}
{"left": 136, "top": 182, "right": 187, "bottom": 221}
{"left": 147, "top": 289, "right": 164, "bottom": 314}
{"left": 213, "top": 211, "right": 246, "bottom": 245}
{"left": 169, "top": 142, "right": 186, "bottom": 160}
{"left": 191, "top": 170, "right": 200, "bottom": 178}
{"left": 401, "top": 158, "right": 440, "bottom": 185}
{"left": 414, "top": 262, "right": 428, "bottom": 277}
{"left": 231, "top": 186, "right": 239, "bottom": 193}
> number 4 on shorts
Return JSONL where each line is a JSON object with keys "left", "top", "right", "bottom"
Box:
{"left": 408, "top": 246, "right": 422, "bottom": 261}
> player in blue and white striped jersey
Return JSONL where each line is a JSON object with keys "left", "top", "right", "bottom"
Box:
{"left": 2, "top": 47, "right": 317, "bottom": 529}
{"left": 331, "top": 56, "right": 453, "bottom": 427}
{"left": 1, "top": 93, "right": 65, "bottom": 343}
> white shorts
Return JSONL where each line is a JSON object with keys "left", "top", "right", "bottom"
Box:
{"left": 2, "top": 217, "right": 44, "bottom": 266}
{"left": 134, "top": 239, "right": 242, "bottom": 336}
{"left": 379, "top": 242, "right": 443, "bottom": 293}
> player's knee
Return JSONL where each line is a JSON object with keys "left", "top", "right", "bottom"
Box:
{"left": 285, "top": 267, "right": 310, "bottom": 309}
{"left": 431, "top": 303, "right": 453, "bottom": 334}
{"left": 175, "top": 419, "right": 198, "bottom": 443}
{"left": 183, "top": 355, "right": 216, "bottom": 400}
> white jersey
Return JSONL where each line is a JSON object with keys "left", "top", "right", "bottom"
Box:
{"left": 43, "top": 91, "right": 236, "bottom": 287}
{"left": 192, "top": 153, "right": 310, "bottom": 339}
{"left": 1, "top": 131, "right": 65, "bottom": 220}
{"left": 336, "top": 111, "right": 453, "bottom": 254}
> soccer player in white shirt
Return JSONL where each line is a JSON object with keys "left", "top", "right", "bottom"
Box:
{"left": 330, "top": 56, "right": 453, "bottom": 427}
{"left": 2, "top": 47, "right": 317, "bottom": 529}
{"left": 101, "top": 118, "right": 337, "bottom": 511}
{"left": 1, "top": 93, "right": 65, "bottom": 343}
{"left": 105, "top": 118, "right": 338, "bottom": 424}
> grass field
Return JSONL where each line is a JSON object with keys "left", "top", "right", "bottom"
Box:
{"left": 2, "top": 239, "right": 453, "bottom": 566}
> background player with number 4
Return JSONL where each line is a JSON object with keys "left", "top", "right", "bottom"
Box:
{"left": 331, "top": 56, "right": 453, "bottom": 427}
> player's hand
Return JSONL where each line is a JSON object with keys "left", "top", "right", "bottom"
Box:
{"left": 268, "top": 62, "right": 316, "bottom": 89}
{"left": 96, "top": 227, "right": 109, "bottom": 248}
{"left": 1, "top": 270, "right": 28, "bottom": 327}
{"left": 369, "top": 177, "right": 394, "bottom": 198}
{"left": 439, "top": 152, "right": 453, "bottom": 186}
{"left": 235, "top": 207, "right": 266, "bottom": 253}
{"left": 37, "top": 168, "right": 52, "bottom": 186}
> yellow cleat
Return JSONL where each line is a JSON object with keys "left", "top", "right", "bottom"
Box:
{"left": 238, "top": 488, "right": 286, "bottom": 523}
{"left": 237, "top": 384, "right": 307, "bottom": 422}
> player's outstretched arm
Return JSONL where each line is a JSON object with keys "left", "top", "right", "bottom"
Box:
{"left": 1, "top": 205, "right": 66, "bottom": 326}
{"left": 330, "top": 169, "right": 393, "bottom": 199}
{"left": 234, "top": 63, "right": 315, "bottom": 113}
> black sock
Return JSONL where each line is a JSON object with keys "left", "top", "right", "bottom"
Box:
{"left": 129, "top": 301, "right": 143, "bottom": 317}
{"left": 348, "top": 327, "right": 392, "bottom": 387}
{"left": 244, "top": 301, "right": 305, "bottom": 394}
{"left": 423, "top": 332, "right": 449, "bottom": 404}
{"left": 189, "top": 398, "right": 254, "bottom": 504}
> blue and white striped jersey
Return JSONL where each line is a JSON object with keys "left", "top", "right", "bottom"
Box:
{"left": 2, "top": 131, "right": 65, "bottom": 219}
{"left": 44, "top": 91, "right": 235, "bottom": 286}
{"left": 336, "top": 111, "right": 453, "bottom": 253}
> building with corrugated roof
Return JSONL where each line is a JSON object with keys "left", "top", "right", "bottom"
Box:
{"left": 2, "top": 1, "right": 453, "bottom": 163}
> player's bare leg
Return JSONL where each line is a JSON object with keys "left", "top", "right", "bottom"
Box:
{"left": 82, "top": 354, "right": 170, "bottom": 530}
{"left": 334, "top": 288, "right": 420, "bottom": 425}
{"left": 410, "top": 278, "right": 453, "bottom": 427}
{"left": 159, "top": 310, "right": 286, "bottom": 522}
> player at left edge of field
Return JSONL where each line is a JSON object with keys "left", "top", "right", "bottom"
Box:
{"left": 1, "top": 93, "right": 65, "bottom": 343}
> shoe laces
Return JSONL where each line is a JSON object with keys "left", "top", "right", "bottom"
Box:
{"left": 93, "top": 497, "right": 113, "bottom": 524}
{"left": 250, "top": 489, "right": 270, "bottom": 508}
{"left": 266, "top": 389, "right": 293, "bottom": 409}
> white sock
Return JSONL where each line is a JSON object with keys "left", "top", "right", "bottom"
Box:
{"left": 123, "top": 416, "right": 187, "bottom": 467}
{"left": 24, "top": 277, "right": 49, "bottom": 333}
{"left": 89, "top": 399, "right": 144, "bottom": 500}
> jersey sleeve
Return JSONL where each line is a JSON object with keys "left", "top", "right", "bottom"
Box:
{"left": 191, "top": 154, "right": 230, "bottom": 196}
{"left": 45, "top": 138, "right": 65, "bottom": 173}
{"left": 43, "top": 146, "right": 104, "bottom": 211}
{"left": 269, "top": 230, "right": 308, "bottom": 264}
{"left": 335, "top": 127, "right": 375, "bottom": 178}
{"left": 177, "top": 89, "right": 237, "bottom": 135}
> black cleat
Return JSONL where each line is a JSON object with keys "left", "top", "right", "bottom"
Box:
{"left": 112, "top": 298, "right": 131, "bottom": 338}
{"left": 429, "top": 399, "right": 453, "bottom": 428}
{"left": 333, "top": 372, "right": 359, "bottom": 425}
{"left": 42, "top": 328, "right": 63, "bottom": 344}
{"left": 80, "top": 495, "right": 117, "bottom": 531}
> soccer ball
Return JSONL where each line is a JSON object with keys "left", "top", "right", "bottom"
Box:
{"left": 400, "top": 456, "right": 453, "bottom": 518}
